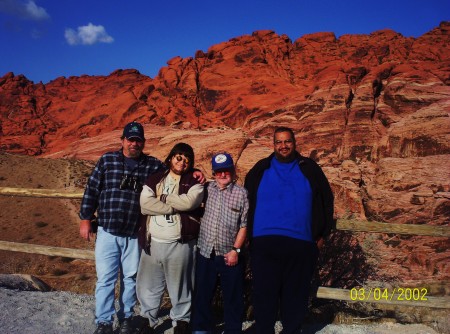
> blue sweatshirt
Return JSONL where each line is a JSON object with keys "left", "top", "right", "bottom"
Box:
{"left": 253, "top": 157, "right": 313, "bottom": 241}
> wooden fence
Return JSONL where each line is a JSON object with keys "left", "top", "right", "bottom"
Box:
{"left": 0, "top": 186, "right": 449, "bottom": 309}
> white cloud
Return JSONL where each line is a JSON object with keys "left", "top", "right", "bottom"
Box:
{"left": 0, "top": 0, "right": 50, "bottom": 21}
{"left": 64, "top": 28, "right": 78, "bottom": 45}
{"left": 65, "top": 23, "right": 114, "bottom": 46}
{"left": 24, "top": 0, "right": 48, "bottom": 20}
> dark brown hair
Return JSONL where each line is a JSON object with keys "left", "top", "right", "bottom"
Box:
{"left": 273, "top": 126, "right": 296, "bottom": 145}
{"left": 164, "top": 143, "right": 195, "bottom": 172}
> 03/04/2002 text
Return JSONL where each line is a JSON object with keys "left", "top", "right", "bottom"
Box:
{"left": 349, "top": 287, "right": 428, "bottom": 302}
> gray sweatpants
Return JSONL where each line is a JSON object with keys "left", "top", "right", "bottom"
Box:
{"left": 136, "top": 239, "right": 196, "bottom": 327}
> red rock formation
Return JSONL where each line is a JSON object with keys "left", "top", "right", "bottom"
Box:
{"left": 1, "top": 23, "right": 448, "bottom": 157}
{"left": 0, "top": 69, "right": 154, "bottom": 155}
{"left": 1, "top": 22, "right": 449, "bottom": 285}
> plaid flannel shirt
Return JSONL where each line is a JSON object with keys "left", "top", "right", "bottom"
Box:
{"left": 197, "top": 181, "right": 248, "bottom": 257}
{"left": 79, "top": 150, "right": 165, "bottom": 236}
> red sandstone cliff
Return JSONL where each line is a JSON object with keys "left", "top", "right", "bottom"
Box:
{"left": 0, "top": 23, "right": 449, "bottom": 285}
{"left": 1, "top": 22, "right": 449, "bottom": 158}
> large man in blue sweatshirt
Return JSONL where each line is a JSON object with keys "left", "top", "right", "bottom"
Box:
{"left": 244, "top": 127, "right": 334, "bottom": 334}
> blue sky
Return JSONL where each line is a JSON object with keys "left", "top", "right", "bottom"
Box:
{"left": 0, "top": 0, "right": 448, "bottom": 84}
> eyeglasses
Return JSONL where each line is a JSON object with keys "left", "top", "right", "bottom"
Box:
{"left": 274, "top": 139, "right": 294, "bottom": 146}
{"left": 173, "top": 154, "right": 190, "bottom": 164}
{"left": 213, "top": 170, "right": 233, "bottom": 176}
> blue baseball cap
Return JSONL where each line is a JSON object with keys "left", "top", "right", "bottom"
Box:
{"left": 123, "top": 122, "right": 145, "bottom": 141}
{"left": 212, "top": 153, "right": 234, "bottom": 171}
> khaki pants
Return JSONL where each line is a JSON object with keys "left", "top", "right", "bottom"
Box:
{"left": 136, "top": 239, "right": 196, "bottom": 328}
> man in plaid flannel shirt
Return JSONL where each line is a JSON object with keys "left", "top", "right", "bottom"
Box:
{"left": 79, "top": 122, "right": 165, "bottom": 334}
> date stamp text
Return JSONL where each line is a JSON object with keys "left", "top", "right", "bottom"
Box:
{"left": 349, "top": 287, "right": 428, "bottom": 302}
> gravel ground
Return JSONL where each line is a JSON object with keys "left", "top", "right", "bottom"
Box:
{"left": 0, "top": 287, "right": 441, "bottom": 334}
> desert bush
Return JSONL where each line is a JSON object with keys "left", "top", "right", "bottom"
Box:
{"left": 52, "top": 269, "right": 68, "bottom": 276}
{"left": 78, "top": 273, "right": 90, "bottom": 281}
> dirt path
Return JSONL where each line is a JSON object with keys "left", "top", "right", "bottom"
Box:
{"left": 0, "top": 287, "right": 442, "bottom": 334}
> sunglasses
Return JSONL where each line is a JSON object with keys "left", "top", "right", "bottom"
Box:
{"left": 126, "top": 137, "right": 144, "bottom": 143}
{"left": 213, "top": 170, "right": 233, "bottom": 176}
{"left": 173, "top": 154, "right": 190, "bottom": 164}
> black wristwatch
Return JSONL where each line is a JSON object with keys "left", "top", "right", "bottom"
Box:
{"left": 232, "top": 246, "right": 241, "bottom": 253}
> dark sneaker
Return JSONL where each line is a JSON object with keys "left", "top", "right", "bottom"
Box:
{"left": 173, "top": 321, "right": 190, "bottom": 334}
{"left": 93, "top": 323, "right": 113, "bottom": 334}
{"left": 119, "top": 318, "right": 133, "bottom": 334}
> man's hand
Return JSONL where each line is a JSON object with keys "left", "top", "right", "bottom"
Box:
{"left": 224, "top": 250, "right": 239, "bottom": 266}
{"left": 80, "top": 219, "right": 94, "bottom": 241}
{"left": 193, "top": 170, "right": 206, "bottom": 185}
{"left": 316, "top": 237, "right": 324, "bottom": 249}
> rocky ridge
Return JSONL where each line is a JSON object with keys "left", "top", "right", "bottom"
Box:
{"left": 0, "top": 23, "right": 449, "bottom": 287}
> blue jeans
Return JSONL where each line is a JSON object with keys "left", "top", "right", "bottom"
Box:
{"left": 95, "top": 226, "right": 140, "bottom": 324}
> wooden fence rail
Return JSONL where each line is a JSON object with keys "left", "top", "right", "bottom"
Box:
{"left": 0, "top": 240, "right": 448, "bottom": 309}
{"left": 336, "top": 219, "right": 449, "bottom": 237}
{"left": 1, "top": 187, "right": 449, "bottom": 309}
{"left": 0, "top": 240, "right": 94, "bottom": 260}
{"left": 0, "top": 186, "right": 84, "bottom": 199}
{"left": 1, "top": 187, "right": 449, "bottom": 237}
